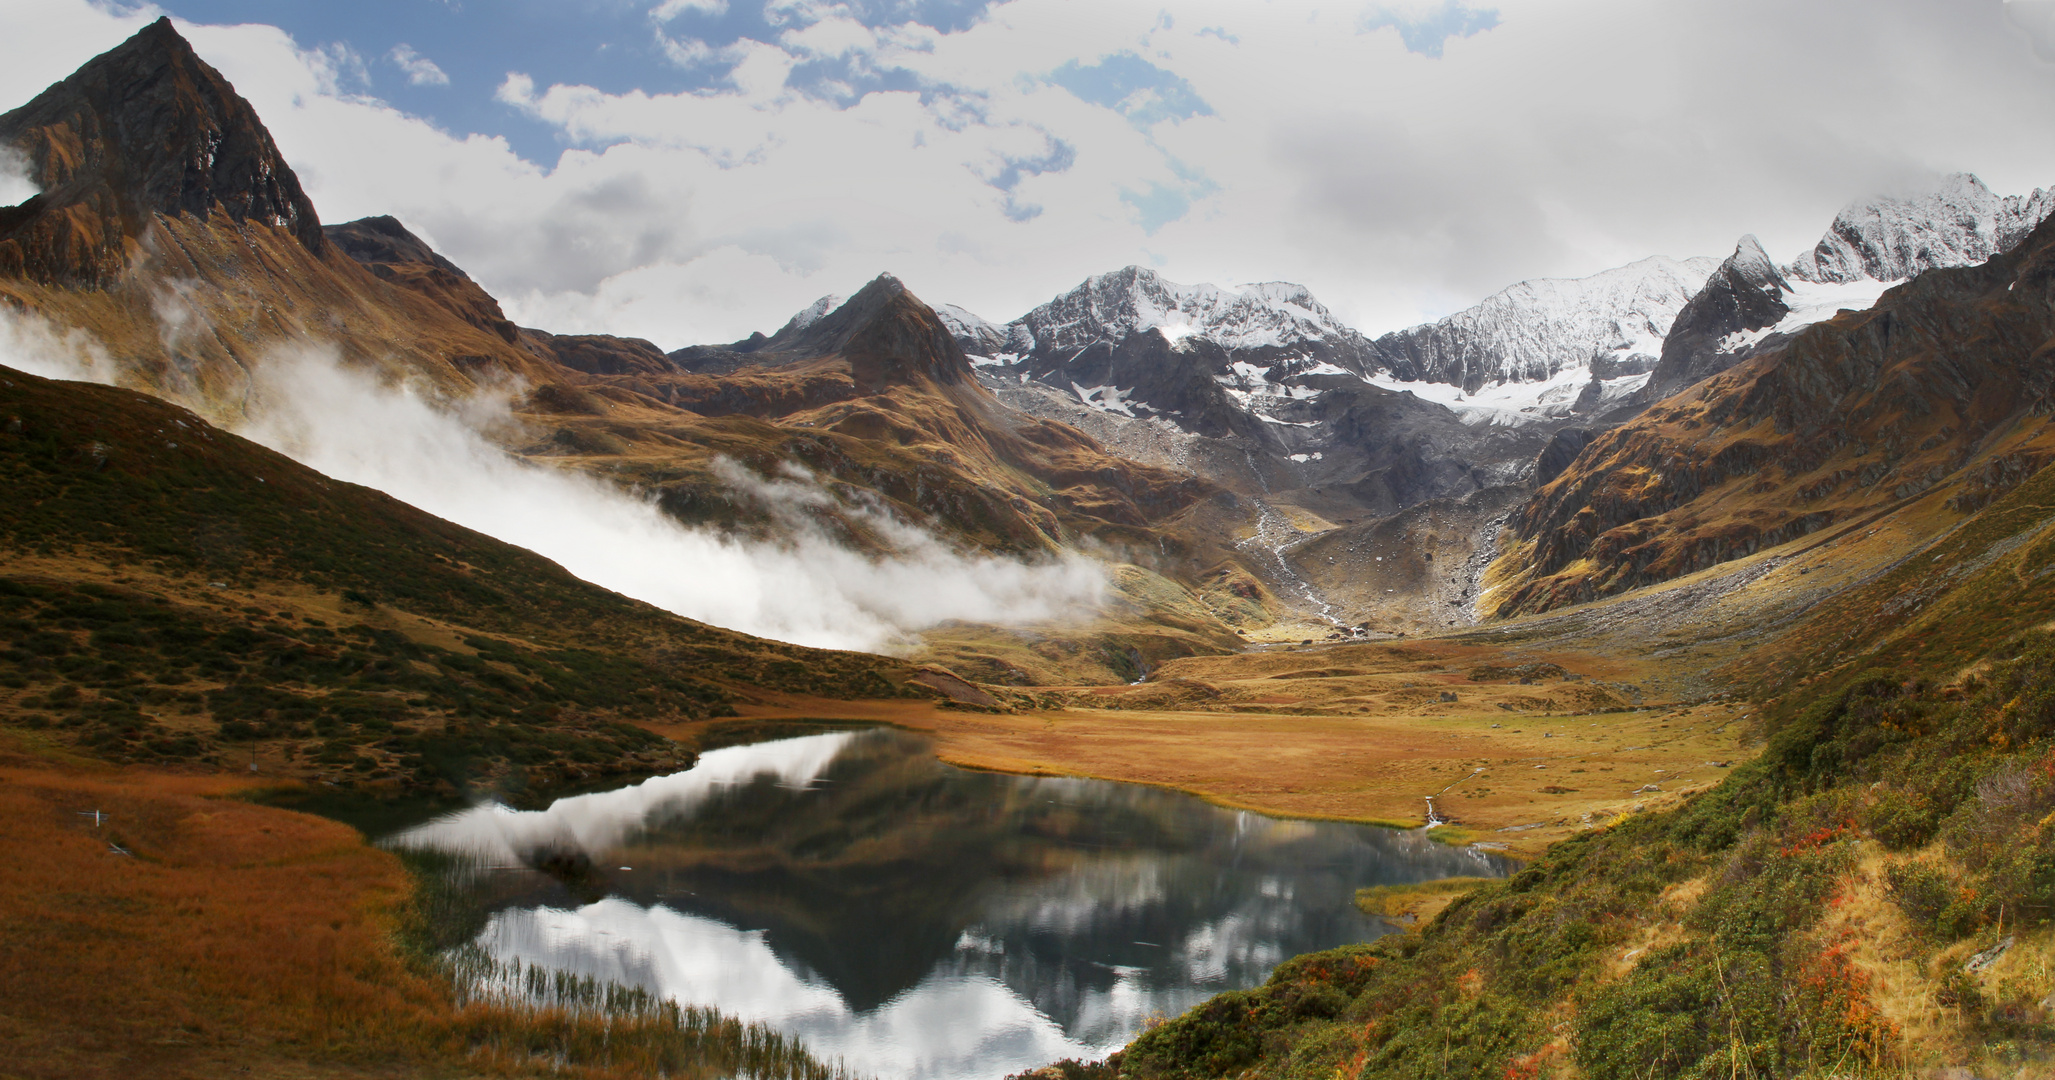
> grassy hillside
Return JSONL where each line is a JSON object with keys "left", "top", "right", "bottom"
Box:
{"left": 0, "top": 364, "right": 915, "bottom": 795}
{"left": 1045, "top": 456, "right": 2055, "bottom": 1078}
{"left": 0, "top": 360, "right": 930, "bottom": 1080}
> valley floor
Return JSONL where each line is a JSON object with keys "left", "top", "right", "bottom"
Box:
{"left": 717, "top": 641, "right": 1756, "bottom": 859}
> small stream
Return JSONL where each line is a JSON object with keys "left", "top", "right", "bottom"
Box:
{"left": 1236, "top": 498, "right": 1346, "bottom": 628}
{"left": 385, "top": 729, "right": 1509, "bottom": 1080}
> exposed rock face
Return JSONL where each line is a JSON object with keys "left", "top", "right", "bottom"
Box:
{"left": 326, "top": 215, "right": 520, "bottom": 344}
{"left": 936, "top": 303, "right": 1007, "bottom": 356}
{"left": 1371, "top": 255, "right": 1717, "bottom": 392}
{"left": 1532, "top": 427, "right": 1593, "bottom": 487}
{"left": 782, "top": 273, "right": 977, "bottom": 392}
{"left": 1012, "top": 266, "right": 1379, "bottom": 371}
{"left": 0, "top": 17, "right": 323, "bottom": 285}
{"left": 1638, "top": 236, "right": 1792, "bottom": 403}
{"left": 1788, "top": 172, "right": 2054, "bottom": 284}
{"left": 523, "top": 330, "right": 673, "bottom": 376}
{"left": 1491, "top": 212, "right": 2055, "bottom": 616}
{"left": 1019, "top": 329, "right": 1268, "bottom": 440}
{"left": 324, "top": 214, "right": 467, "bottom": 278}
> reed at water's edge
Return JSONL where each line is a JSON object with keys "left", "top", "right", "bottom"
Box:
{"left": 435, "top": 946, "right": 864, "bottom": 1080}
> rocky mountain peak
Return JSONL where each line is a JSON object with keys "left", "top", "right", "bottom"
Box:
{"left": 786, "top": 273, "right": 975, "bottom": 391}
{"left": 324, "top": 215, "right": 466, "bottom": 280}
{"left": 1726, "top": 234, "right": 1789, "bottom": 295}
{"left": 1787, "top": 172, "right": 2053, "bottom": 285}
{"left": 323, "top": 214, "right": 524, "bottom": 345}
{"left": 1637, "top": 235, "right": 1797, "bottom": 403}
{"left": 0, "top": 17, "right": 323, "bottom": 284}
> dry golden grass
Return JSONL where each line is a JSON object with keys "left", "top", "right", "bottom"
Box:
{"left": 1353, "top": 877, "right": 1497, "bottom": 925}
{"left": 0, "top": 742, "right": 861, "bottom": 1080}
{"left": 724, "top": 671, "right": 1758, "bottom": 857}
{"left": 0, "top": 751, "right": 444, "bottom": 1079}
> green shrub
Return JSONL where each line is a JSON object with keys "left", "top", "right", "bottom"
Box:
{"left": 1577, "top": 944, "right": 1778, "bottom": 1080}
{"left": 1886, "top": 860, "right": 1982, "bottom": 939}
{"left": 1867, "top": 786, "right": 1942, "bottom": 850}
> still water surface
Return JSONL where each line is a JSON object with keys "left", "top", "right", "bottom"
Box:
{"left": 387, "top": 728, "right": 1509, "bottom": 1079}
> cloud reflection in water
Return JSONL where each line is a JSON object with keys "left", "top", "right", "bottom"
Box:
{"left": 388, "top": 729, "right": 1509, "bottom": 1080}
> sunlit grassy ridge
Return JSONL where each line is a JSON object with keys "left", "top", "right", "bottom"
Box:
{"left": 0, "top": 365, "right": 902, "bottom": 1077}
{"left": 0, "top": 364, "right": 916, "bottom": 793}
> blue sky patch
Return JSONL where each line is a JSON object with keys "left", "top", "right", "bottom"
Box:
{"left": 1046, "top": 51, "right": 1212, "bottom": 129}
{"left": 1120, "top": 182, "right": 1189, "bottom": 234}
{"left": 1119, "top": 155, "right": 1218, "bottom": 235}
{"left": 1360, "top": 1, "right": 1500, "bottom": 58}
{"left": 982, "top": 136, "right": 1077, "bottom": 222}
{"left": 157, "top": 0, "right": 1002, "bottom": 162}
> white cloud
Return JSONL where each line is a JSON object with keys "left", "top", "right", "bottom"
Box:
{"left": 651, "top": 0, "right": 730, "bottom": 20}
{"left": 389, "top": 43, "right": 450, "bottom": 86}
{"left": 0, "top": 144, "right": 38, "bottom": 206}
{"left": 0, "top": 307, "right": 1108, "bottom": 653}
{"left": 6, "top": 0, "right": 2055, "bottom": 348}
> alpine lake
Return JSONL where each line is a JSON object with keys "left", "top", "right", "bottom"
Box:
{"left": 379, "top": 727, "right": 1511, "bottom": 1079}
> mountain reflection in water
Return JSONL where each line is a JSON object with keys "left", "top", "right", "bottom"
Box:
{"left": 387, "top": 728, "right": 1509, "bottom": 1080}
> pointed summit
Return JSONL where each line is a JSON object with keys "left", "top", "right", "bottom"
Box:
{"left": 785, "top": 273, "right": 977, "bottom": 391}
{"left": 1639, "top": 235, "right": 1795, "bottom": 402}
{"left": 0, "top": 16, "right": 323, "bottom": 284}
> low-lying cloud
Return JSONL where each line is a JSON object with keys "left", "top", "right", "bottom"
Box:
{"left": 0, "top": 146, "right": 40, "bottom": 207}
{"left": 0, "top": 314, "right": 1107, "bottom": 653}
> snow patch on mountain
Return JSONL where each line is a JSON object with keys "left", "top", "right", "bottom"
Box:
{"left": 1370, "top": 361, "right": 1633, "bottom": 428}
{"left": 1010, "top": 266, "right": 1377, "bottom": 367}
{"left": 1788, "top": 173, "right": 2055, "bottom": 285}
{"left": 1372, "top": 255, "right": 1719, "bottom": 393}
{"left": 1071, "top": 382, "right": 1141, "bottom": 416}
{"left": 779, "top": 294, "right": 843, "bottom": 336}
{"left": 1715, "top": 278, "right": 1895, "bottom": 355}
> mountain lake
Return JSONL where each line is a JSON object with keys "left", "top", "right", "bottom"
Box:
{"left": 384, "top": 728, "right": 1511, "bottom": 1079}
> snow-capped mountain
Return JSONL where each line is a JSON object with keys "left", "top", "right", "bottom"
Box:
{"left": 1636, "top": 235, "right": 1899, "bottom": 405}
{"left": 1634, "top": 175, "right": 2053, "bottom": 406}
{"left": 933, "top": 266, "right": 1388, "bottom": 440}
{"left": 936, "top": 303, "right": 1010, "bottom": 356}
{"left": 1000, "top": 266, "right": 1381, "bottom": 374}
{"left": 778, "top": 293, "right": 844, "bottom": 336}
{"left": 1788, "top": 173, "right": 2055, "bottom": 284}
{"left": 1371, "top": 255, "right": 1719, "bottom": 394}
{"left": 1360, "top": 255, "right": 1721, "bottom": 426}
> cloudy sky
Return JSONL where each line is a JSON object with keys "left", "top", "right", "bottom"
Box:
{"left": 8, "top": 0, "right": 2055, "bottom": 348}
